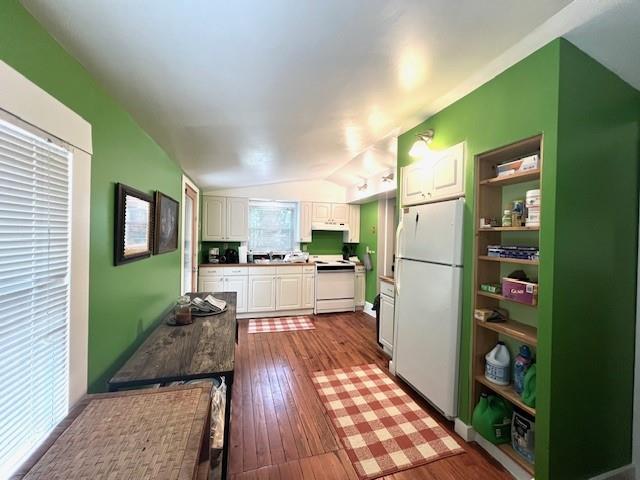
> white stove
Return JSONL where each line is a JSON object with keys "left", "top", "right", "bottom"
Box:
{"left": 314, "top": 259, "right": 356, "bottom": 314}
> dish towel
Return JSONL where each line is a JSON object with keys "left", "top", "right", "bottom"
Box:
{"left": 363, "top": 251, "right": 373, "bottom": 271}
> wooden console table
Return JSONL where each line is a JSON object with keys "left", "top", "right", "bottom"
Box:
{"left": 109, "top": 292, "right": 237, "bottom": 479}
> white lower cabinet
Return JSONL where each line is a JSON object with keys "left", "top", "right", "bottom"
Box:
{"left": 200, "top": 265, "right": 315, "bottom": 316}
{"left": 302, "top": 274, "right": 315, "bottom": 308}
{"left": 355, "top": 272, "right": 365, "bottom": 307}
{"left": 248, "top": 275, "right": 277, "bottom": 312}
{"left": 224, "top": 276, "right": 248, "bottom": 313}
{"left": 379, "top": 290, "right": 395, "bottom": 352}
{"left": 276, "top": 275, "right": 303, "bottom": 310}
{"left": 200, "top": 277, "right": 224, "bottom": 294}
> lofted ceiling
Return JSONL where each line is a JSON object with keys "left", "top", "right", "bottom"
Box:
{"left": 21, "top": 0, "right": 634, "bottom": 190}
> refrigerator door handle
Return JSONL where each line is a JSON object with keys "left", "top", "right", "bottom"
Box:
{"left": 396, "top": 221, "right": 404, "bottom": 259}
{"left": 395, "top": 260, "right": 401, "bottom": 296}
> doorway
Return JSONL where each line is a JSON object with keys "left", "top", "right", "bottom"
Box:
{"left": 181, "top": 176, "right": 199, "bottom": 294}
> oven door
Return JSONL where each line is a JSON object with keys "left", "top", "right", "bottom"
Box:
{"left": 316, "top": 271, "right": 355, "bottom": 300}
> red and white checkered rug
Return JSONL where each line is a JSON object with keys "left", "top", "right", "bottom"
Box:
{"left": 247, "top": 316, "right": 316, "bottom": 334}
{"left": 312, "top": 364, "right": 464, "bottom": 479}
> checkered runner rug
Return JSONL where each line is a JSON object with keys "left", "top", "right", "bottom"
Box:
{"left": 312, "top": 364, "right": 464, "bottom": 479}
{"left": 247, "top": 316, "right": 315, "bottom": 334}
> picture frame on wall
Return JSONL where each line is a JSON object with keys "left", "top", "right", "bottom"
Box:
{"left": 153, "top": 191, "right": 179, "bottom": 255}
{"left": 114, "top": 183, "right": 154, "bottom": 266}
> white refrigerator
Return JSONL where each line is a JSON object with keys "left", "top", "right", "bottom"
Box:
{"left": 393, "top": 198, "right": 464, "bottom": 419}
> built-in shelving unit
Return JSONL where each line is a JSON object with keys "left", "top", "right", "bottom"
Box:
{"left": 478, "top": 255, "right": 538, "bottom": 266}
{"left": 471, "top": 134, "right": 542, "bottom": 476}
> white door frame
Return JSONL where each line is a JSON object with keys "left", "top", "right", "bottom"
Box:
{"left": 181, "top": 175, "right": 200, "bottom": 294}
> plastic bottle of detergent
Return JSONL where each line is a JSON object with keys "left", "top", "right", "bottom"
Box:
{"left": 513, "top": 345, "right": 533, "bottom": 395}
{"left": 485, "top": 341, "right": 511, "bottom": 386}
{"left": 472, "top": 393, "right": 512, "bottom": 445}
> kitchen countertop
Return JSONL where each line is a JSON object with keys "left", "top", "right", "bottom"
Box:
{"left": 199, "top": 261, "right": 364, "bottom": 267}
{"left": 379, "top": 275, "right": 395, "bottom": 284}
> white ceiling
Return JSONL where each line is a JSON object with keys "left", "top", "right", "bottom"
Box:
{"left": 20, "top": 0, "right": 638, "bottom": 189}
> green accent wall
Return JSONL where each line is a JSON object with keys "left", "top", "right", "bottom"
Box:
{"left": 302, "top": 230, "right": 345, "bottom": 254}
{"left": 356, "top": 200, "right": 379, "bottom": 303}
{"left": 548, "top": 40, "right": 640, "bottom": 479}
{"left": 0, "top": 2, "right": 184, "bottom": 392}
{"left": 398, "top": 38, "right": 640, "bottom": 479}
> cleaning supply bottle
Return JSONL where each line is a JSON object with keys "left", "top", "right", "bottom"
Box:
{"left": 471, "top": 393, "right": 512, "bottom": 444}
{"left": 522, "top": 364, "right": 536, "bottom": 408}
{"left": 513, "top": 345, "right": 533, "bottom": 394}
{"left": 485, "top": 341, "right": 511, "bottom": 386}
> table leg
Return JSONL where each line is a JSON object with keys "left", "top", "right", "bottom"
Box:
{"left": 221, "top": 373, "right": 233, "bottom": 479}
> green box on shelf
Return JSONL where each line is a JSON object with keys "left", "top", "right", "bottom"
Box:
{"left": 481, "top": 283, "right": 502, "bottom": 294}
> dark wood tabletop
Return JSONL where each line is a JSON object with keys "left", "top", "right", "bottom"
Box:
{"left": 108, "top": 292, "right": 237, "bottom": 390}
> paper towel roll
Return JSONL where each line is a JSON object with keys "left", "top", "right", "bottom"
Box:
{"left": 238, "top": 245, "right": 248, "bottom": 264}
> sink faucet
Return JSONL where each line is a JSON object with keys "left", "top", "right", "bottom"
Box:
{"left": 268, "top": 251, "right": 273, "bottom": 261}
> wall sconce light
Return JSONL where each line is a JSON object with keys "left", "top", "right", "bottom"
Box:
{"left": 409, "top": 128, "right": 435, "bottom": 158}
{"left": 357, "top": 181, "right": 368, "bottom": 191}
{"left": 382, "top": 172, "right": 394, "bottom": 183}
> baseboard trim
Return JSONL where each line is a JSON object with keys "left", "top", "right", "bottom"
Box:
{"left": 364, "top": 301, "right": 375, "bottom": 318}
{"left": 454, "top": 418, "right": 474, "bottom": 442}
{"left": 455, "top": 419, "right": 534, "bottom": 480}
{"left": 589, "top": 464, "right": 635, "bottom": 480}
{"left": 237, "top": 309, "right": 314, "bottom": 319}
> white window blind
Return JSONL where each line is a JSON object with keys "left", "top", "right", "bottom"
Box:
{"left": 248, "top": 200, "right": 297, "bottom": 253}
{"left": 0, "top": 116, "right": 71, "bottom": 477}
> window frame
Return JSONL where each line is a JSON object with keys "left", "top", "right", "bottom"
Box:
{"left": 247, "top": 199, "right": 299, "bottom": 254}
{"left": 1, "top": 59, "right": 91, "bottom": 478}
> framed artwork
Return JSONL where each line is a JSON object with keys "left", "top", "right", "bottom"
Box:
{"left": 153, "top": 191, "right": 179, "bottom": 255}
{"left": 114, "top": 183, "right": 153, "bottom": 265}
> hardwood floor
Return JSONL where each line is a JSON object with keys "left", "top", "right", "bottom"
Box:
{"left": 229, "top": 311, "right": 511, "bottom": 480}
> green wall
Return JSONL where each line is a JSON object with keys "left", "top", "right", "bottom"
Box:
{"left": 356, "top": 200, "right": 379, "bottom": 303}
{"left": 398, "top": 41, "right": 561, "bottom": 477}
{"left": 302, "top": 230, "right": 345, "bottom": 255}
{"left": 548, "top": 41, "right": 640, "bottom": 479}
{"left": 398, "top": 38, "right": 640, "bottom": 479}
{"left": 0, "top": 2, "right": 184, "bottom": 392}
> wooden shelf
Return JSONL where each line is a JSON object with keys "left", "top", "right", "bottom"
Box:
{"left": 478, "top": 226, "right": 539, "bottom": 233}
{"left": 477, "top": 291, "right": 538, "bottom": 308}
{"left": 475, "top": 375, "right": 536, "bottom": 417}
{"left": 480, "top": 169, "right": 541, "bottom": 186}
{"left": 476, "top": 319, "right": 537, "bottom": 346}
{"left": 478, "top": 255, "right": 538, "bottom": 266}
{"left": 497, "top": 444, "right": 535, "bottom": 476}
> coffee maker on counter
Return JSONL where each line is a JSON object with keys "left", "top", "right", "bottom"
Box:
{"left": 208, "top": 247, "right": 220, "bottom": 264}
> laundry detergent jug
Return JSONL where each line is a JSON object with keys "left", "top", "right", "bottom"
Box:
{"left": 513, "top": 345, "right": 533, "bottom": 394}
{"left": 522, "top": 363, "right": 536, "bottom": 408}
{"left": 485, "top": 341, "right": 511, "bottom": 385}
{"left": 472, "top": 393, "right": 512, "bottom": 445}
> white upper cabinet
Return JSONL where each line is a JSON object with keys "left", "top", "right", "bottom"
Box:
{"left": 299, "top": 201, "right": 313, "bottom": 243}
{"left": 312, "top": 202, "right": 332, "bottom": 223}
{"left": 276, "top": 274, "right": 303, "bottom": 310}
{"left": 343, "top": 204, "right": 360, "bottom": 243}
{"left": 331, "top": 203, "right": 349, "bottom": 224}
{"left": 202, "top": 196, "right": 226, "bottom": 241}
{"left": 401, "top": 160, "right": 431, "bottom": 207}
{"left": 312, "top": 202, "right": 350, "bottom": 226}
{"left": 400, "top": 142, "right": 465, "bottom": 207}
{"left": 226, "top": 197, "right": 249, "bottom": 241}
{"left": 202, "top": 195, "right": 248, "bottom": 241}
{"left": 431, "top": 142, "right": 465, "bottom": 201}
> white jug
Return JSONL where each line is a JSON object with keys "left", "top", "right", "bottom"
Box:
{"left": 485, "top": 342, "right": 511, "bottom": 386}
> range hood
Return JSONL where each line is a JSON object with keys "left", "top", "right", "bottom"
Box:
{"left": 312, "top": 222, "right": 349, "bottom": 232}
